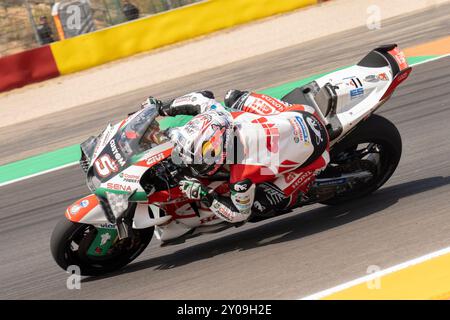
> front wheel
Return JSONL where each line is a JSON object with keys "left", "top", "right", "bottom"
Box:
{"left": 50, "top": 218, "right": 153, "bottom": 276}
{"left": 320, "top": 114, "right": 402, "bottom": 205}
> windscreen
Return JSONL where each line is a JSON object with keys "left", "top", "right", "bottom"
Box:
{"left": 88, "top": 105, "right": 168, "bottom": 184}
{"left": 117, "top": 105, "right": 160, "bottom": 157}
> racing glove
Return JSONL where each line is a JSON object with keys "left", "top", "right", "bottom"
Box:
{"left": 141, "top": 96, "right": 164, "bottom": 110}
{"left": 179, "top": 178, "right": 254, "bottom": 224}
{"left": 179, "top": 177, "right": 216, "bottom": 207}
{"left": 128, "top": 96, "right": 166, "bottom": 116}
{"left": 158, "top": 91, "right": 217, "bottom": 116}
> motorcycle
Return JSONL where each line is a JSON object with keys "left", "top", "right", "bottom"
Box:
{"left": 51, "top": 44, "right": 411, "bottom": 275}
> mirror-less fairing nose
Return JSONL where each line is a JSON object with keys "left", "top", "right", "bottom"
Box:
{"left": 73, "top": 104, "right": 175, "bottom": 236}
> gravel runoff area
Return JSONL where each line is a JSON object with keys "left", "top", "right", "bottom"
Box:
{"left": 0, "top": 0, "right": 447, "bottom": 129}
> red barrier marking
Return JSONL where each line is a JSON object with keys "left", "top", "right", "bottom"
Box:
{"left": 0, "top": 45, "right": 59, "bottom": 93}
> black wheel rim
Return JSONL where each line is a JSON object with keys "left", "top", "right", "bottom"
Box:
{"left": 330, "top": 140, "right": 396, "bottom": 199}
{"left": 62, "top": 224, "right": 148, "bottom": 272}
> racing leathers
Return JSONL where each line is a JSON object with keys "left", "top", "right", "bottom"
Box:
{"left": 153, "top": 90, "right": 330, "bottom": 224}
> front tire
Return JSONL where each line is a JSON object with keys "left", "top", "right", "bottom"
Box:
{"left": 320, "top": 114, "right": 402, "bottom": 205}
{"left": 50, "top": 217, "right": 153, "bottom": 276}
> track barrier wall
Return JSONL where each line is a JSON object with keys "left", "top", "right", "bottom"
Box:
{"left": 0, "top": 45, "right": 59, "bottom": 92}
{"left": 0, "top": 0, "right": 317, "bottom": 93}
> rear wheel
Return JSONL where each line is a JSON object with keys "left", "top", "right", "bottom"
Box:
{"left": 320, "top": 114, "right": 402, "bottom": 205}
{"left": 50, "top": 218, "right": 153, "bottom": 276}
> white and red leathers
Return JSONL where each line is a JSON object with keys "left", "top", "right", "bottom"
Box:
{"left": 163, "top": 91, "right": 330, "bottom": 223}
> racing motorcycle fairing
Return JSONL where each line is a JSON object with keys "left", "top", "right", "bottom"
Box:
{"left": 79, "top": 104, "right": 176, "bottom": 202}
{"left": 65, "top": 194, "right": 101, "bottom": 223}
{"left": 63, "top": 45, "right": 411, "bottom": 244}
{"left": 282, "top": 44, "right": 411, "bottom": 145}
{"left": 65, "top": 194, "right": 171, "bottom": 229}
{"left": 315, "top": 44, "right": 410, "bottom": 142}
{"left": 92, "top": 142, "right": 175, "bottom": 202}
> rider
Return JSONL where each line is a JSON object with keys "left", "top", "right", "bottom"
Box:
{"left": 144, "top": 90, "right": 330, "bottom": 224}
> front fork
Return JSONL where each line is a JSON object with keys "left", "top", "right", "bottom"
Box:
{"left": 86, "top": 226, "right": 118, "bottom": 257}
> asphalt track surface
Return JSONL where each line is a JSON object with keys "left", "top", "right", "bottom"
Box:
{"left": 1, "top": 5, "right": 450, "bottom": 299}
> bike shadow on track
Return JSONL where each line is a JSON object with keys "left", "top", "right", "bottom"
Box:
{"left": 83, "top": 176, "right": 450, "bottom": 283}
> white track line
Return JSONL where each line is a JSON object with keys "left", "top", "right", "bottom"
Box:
{"left": 410, "top": 53, "right": 449, "bottom": 66}
{"left": 300, "top": 245, "right": 450, "bottom": 300}
{"left": 0, "top": 162, "right": 78, "bottom": 188}
{"left": 1, "top": 54, "right": 448, "bottom": 188}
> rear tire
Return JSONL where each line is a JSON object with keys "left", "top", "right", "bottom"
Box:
{"left": 50, "top": 217, "right": 153, "bottom": 276}
{"left": 320, "top": 114, "right": 402, "bottom": 205}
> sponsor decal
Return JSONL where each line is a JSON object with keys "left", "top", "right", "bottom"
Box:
{"left": 100, "top": 223, "right": 116, "bottom": 229}
{"left": 259, "top": 94, "right": 288, "bottom": 111}
{"left": 291, "top": 172, "right": 313, "bottom": 190}
{"left": 344, "top": 76, "right": 363, "bottom": 88}
{"left": 316, "top": 178, "right": 347, "bottom": 186}
{"left": 65, "top": 195, "right": 99, "bottom": 222}
{"left": 284, "top": 172, "right": 297, "bottom": 183}
{"left": 260, "top": 183, "right": 286, "bottom": 206}
{"left": 234, "top": 195, "right": 251, "bottom": 205}
{"left": 173, "top": 93, "right": 198, "bottom": 106}
{"left": 135, "top": 145, "right": 172, "bottom": 168}
{"left": 294, "top": 116, "right": 309, "bottom": 142}
{"left": 306, "top": 116, "right": 323, "bottom": 144}
{"left": 364, "top": 74, "right": 379, "bottom": 83}
{"left": 246, "top": 99, "right": 274, "bottom": 115}
{"left": 70, "top": 205, "right": 81, "bottom": 214}
{"left": 100, "top": 232, "right": 111, "bottom": 246}
{"left": 109, "top": 139, "right": 126, "bottom": 167}
{"left": 233, "top": 181, "right": 250, "bottom": 192}
{"left": 350, "top": 87, "right": 364, "bottom": 99}
{"left": 200, "top": 215, "right": 218, "bottom": 224}
{"left": 218, "top": 206, "right": 234, "bottom": 220}
{"left": 80, "top": 200, "right": 89, "bottom": 208}
{"left": 211, "top": 200, "right": 234, "bottom": 221}
{"left": 183, "top": 113, "right": 213, "bottom": 135}
{"left": 289, "top": 118, "right": 306, "bottom": 143}
{"left": 119, "top": 172, "right": 140, "bottom": 183}
{"left": 285, "top": 171, "right": 314, "bottom": 195}
{"left": 173, "top": 95, "right": 192, "bottom": 105}
{"left": 253, "top": 201, "right": 266, "bottom": 213}
{"left": 106, "top": 182, "right": 132, "bottom": 192}
{"left": 244, "top": 94, "right": 288, "bottom": 115}
{"left": 378, "top": 72, "right": 389, "bottom": 81}
{"left": 388, "top": 47, "right": 408, "bottom": 70}
{"left": 234, "top": 184, "right": 247, "bottom": 192}
{"left": 146, "top": 152, "right": 165, "bottom": 166}
{"left": 380, "top": 68, "right": 411, "bottom": 101}
{"left": 94, "top": 154, "right": 118, "bottom": 177}
{"left": 396, "top": 71, "right": 409, "bottom": 82}
{"left": 93, "top": 125, "right": 114, "bottom": 160}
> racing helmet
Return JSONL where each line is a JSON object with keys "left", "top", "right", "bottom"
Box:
{"left": 171, "top": 110, "right": 234, "bottom": 176}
